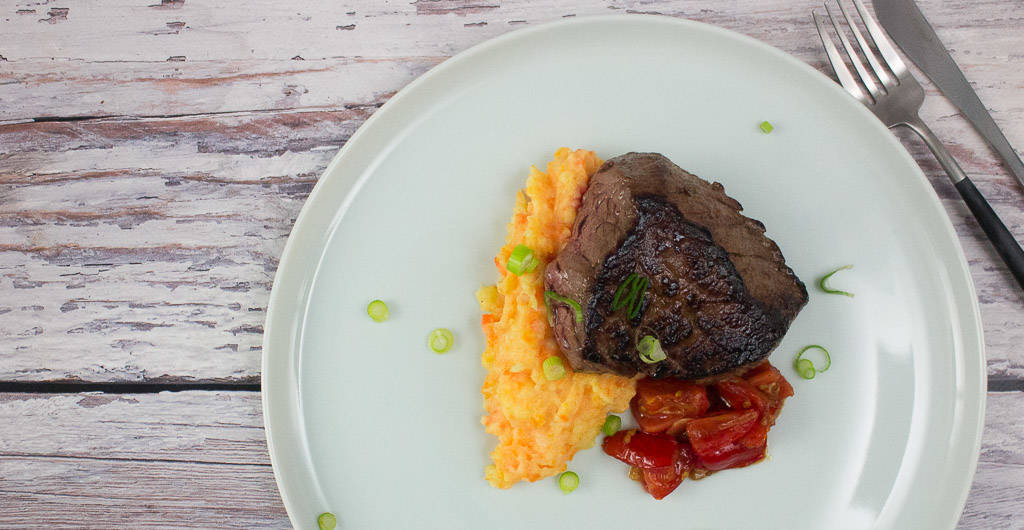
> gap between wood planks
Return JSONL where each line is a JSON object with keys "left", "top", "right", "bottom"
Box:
{"left": 0, "top": 381, "right": 261, "bottom": 393}
{"left": 1, "top": 377, "right": 1022, "bottom": 394}
{"left": 0, "top": 103, "right": 383, "bottom": 127}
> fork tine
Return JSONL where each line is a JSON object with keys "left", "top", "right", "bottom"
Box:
{"left": 813, "top": 11, "right": 869, "bottom": 103}
{"left": 836, "top": 0, "right": 896, "bottom": 88}
{"left": 849, "top": 0, "right": 907, "bottom": 75}
{"left": 824, "top": 1, "right": 881, "bottom": 99}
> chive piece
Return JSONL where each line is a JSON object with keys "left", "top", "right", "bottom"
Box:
{"left": 601, "top": 414, "right": 622, "bottom": 436}
{"left": 637, "top": 335, "right": 666, "bottom": 364}
{"left": 366, "top": 299, "right": 389, "bottom": 322}
{"left": 317, "top": 512, "right": 337, "bottom": 530}
{"left": 796, "top": 344, "right": 831, "bottom": 372}
{"left": 759, "top": 120, "right": 774, "bottom": 134}
{"left": 612, "top": 273, "right": 638, "bottom": 311}
{"left": 542, "top": 356, "right": 566, "bottom": 381}
{"left": 544, "top": 291, "right": 583, "bottom": 324}
{"left": 427, "top": 328, "right": 454, "bottom": 354}
{"left": 558, "top": 471, "right": 580, "bottom": 494}
{"left": 819, "top": 265, "right": 854, "bottom": 297}
{"left": 627, "top": 276, "right": 649, "bottom": 319}
{"left": 506, "top": 244, "right": 539, "bottom": 276}
{"left": 794, "top": 358, "right": 816, "bottom": 380}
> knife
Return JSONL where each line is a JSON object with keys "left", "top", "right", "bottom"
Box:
{"left": 875, "top": 0, "right": 1024, "bottom": 189}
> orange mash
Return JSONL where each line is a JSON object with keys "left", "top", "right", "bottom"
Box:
{"left": 478, "top": 148, "right": 637, "bottom": 488}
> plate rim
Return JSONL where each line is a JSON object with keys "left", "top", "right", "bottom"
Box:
{"left": 261, "top": 14, "right": 985, "bottom": 529}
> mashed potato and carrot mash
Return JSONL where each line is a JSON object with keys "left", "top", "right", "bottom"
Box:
{"left": 477, "top": 148, "right": 637, "bottom": 488}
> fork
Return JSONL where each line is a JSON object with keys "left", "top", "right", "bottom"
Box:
{"left": 814, "top": 0, "right": 1024, "bottom": 290}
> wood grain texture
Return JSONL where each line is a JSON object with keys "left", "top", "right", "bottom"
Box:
{"left": 0, "top": 390, "right": 1021, "bottom": 528}
{"left": 1, "top": 0, "right": 1023, "bottom": 527}
{"left": 2, "top": 0, "right": 1023, "bottom": 382}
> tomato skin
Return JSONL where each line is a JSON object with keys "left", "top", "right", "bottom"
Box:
{"left": 602, "top": 430, "right": 679, "bottom": 469}
{"left": 695, "top": 441, "right": 766, "bottom": 471}
{"left": 631, "top": 378, "right": 710, "bottom": 435}
{"left": 685, "top": 409, "right": 759, "bottom": 458}
{"left": 715, "top": 379, "right": 768, "bottom": 415}
{"left": 745, "top": 362, "right": 794, "bottom": 403}
{"left": 640, "top": 444, "right": 695, "bottom": 500}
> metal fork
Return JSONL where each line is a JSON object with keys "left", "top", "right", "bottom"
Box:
{"left": 814, "top": 0, "right": 1024, "bottom": 290}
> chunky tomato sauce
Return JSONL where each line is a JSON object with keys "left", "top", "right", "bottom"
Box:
{"left": 602, "top": 361, "right": 793, "bottom": 499}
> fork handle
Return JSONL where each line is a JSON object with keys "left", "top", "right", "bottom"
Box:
{"left": 902, "top": 118, "right": 1024, "bottom": 290}
{"left": 955, "top": 178, "right": 1024, "bottom": 290}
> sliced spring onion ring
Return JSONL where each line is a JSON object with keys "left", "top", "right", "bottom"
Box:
{"left": 427, "top": 328, "right": 454, "bottom": 353}
{"left": 819, "top": 265, "right": 854, "bottom": 297}
{"left": 759, "top": 120, "right": 774, "bottom": 134}
{"left": 601, "top": 414, "right": 621, "bottom": 436}
{"left": 637, "top": 335, "right": 667, "bottom": 364}
{"left": 544, "top": 291, "right": 583, "bottom": 324}
{"left": 505, "top": 244, "right": 539, "bottom": 275}
{"left": 612, "top": 273, "right": 639, "bottom": 311}
{"left": 317, "top": 512, "right": 337, "bottom": 530}
{"left": 557, "top": 471, "right": 580, "bottom": 494}
{"left": 366, "top": 299, "right": 389, "bottom": 322}
{"left": 542, "top": 356, "right": 566, "bottom": 381}
{"left": 794, "top": 344, "right": 831, "bottom": 379}
{"left": 794, "top": 358, "right": 816, "bottom": 380}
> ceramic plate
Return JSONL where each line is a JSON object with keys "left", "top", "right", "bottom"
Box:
{"left": 262, "top": 15, "right": 984, "bottom": 529}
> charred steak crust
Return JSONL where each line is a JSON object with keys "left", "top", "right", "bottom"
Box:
{"left": 544, "top": 153, "right": 808, "bottom": 380}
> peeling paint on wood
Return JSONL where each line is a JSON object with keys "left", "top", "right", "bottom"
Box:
{"left": 0, "top": 0, "right": 1022, "bottom": 525}
{"left": 0, "top": 390, "right": 1020, "bottom": 527}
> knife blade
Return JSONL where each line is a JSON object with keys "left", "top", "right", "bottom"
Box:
{"left": 875, "top": 0, "right": 1024, "bottom": 189}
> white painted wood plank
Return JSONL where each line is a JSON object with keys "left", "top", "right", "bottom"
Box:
{"left": 0, "top": 58, "right": 441, "bottom": 123}
{"left": 959, "top": 392, "right": 1024, "bottom": 528}
{"left": 0, "top": 458, "right": 289, "bottom": 528}
{"left": 0, "top": 391, "right": 1021, "bottom": 526}
{"left": 1, "top": 0, "right": 1022, "bottom": 382}
{"left": 0, "top": 391, "right": 268, "bottom": 464}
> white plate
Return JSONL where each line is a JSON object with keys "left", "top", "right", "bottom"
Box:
{"left": 262, "top": 15, "right": 984, "bottom": 530}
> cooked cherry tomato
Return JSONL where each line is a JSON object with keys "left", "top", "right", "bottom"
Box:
{"left": 738, "top": 419, "right": 769, "bottom": 449}
{"left": 685, "top": 409, "right": 759, "bottom": 458}
{"left": 744, "top": 362, "right": 794, "bottom": 403}
{"left": 640, "top": 444, "right": 695, "bottom": 500}
{"left": 602, "top": 429, "right": 678, "bottom": 469}
{"left": 695, "top": 440, "right": 765, "bottom": 471}
{"left": 607, "top": 364, "right": 792, "bottom": 500}
{"left": 715, "top": 378, "right": 769, "bottom": 415}
{"left": 631, "top": 378, "right": 710, "bottom": 435}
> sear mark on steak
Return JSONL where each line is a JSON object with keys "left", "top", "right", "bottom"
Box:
{"left": 544, "top": 153, "right": 808, "bottom": 380}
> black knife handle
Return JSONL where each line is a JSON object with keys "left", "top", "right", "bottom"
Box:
{"left": 955, "top": 177, "right": 1024, "bottom": 290}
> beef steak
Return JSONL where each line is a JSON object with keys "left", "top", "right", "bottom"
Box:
{"left": 544, "top": 152, "right": 807, "bottom": 379}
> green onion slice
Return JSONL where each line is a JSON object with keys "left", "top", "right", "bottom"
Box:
{"left": 628, "top": 276, "right": 648, "bottom": 319}
{"left": 427, "top": 328, "right": 454, "bottom": 354}
{"left": 366, "top": 299, "right": 389, "bottom": 322}
{"left": 795, "top": 344, "right": 831, "bottom": 379}
{"left": 794, "top": 358, "right": 816, "bottom": 380}
{"left": 317, "top": 512, "right": 337, "bottom": 530}
{"left": 759, "top": 120, "right": 774, "bottom": 134}
{"left": 601, "top": 414, "right": 621, "bottom": 436}
{"left": 506, "top": 244, "right": 539, "bottom": 276}
{"left": 558, "top": 471, "right": 580, "bottom": 494}
{"left": 542, "top": 356, "right": 566, "bottom": 381}
{"left": 819, "top": 265, "right": 854, "bottom": 297}
{"left": 544, "top": 291, "right": 583, "bottom": 324}
{"left": 612, "top": 273, "right": 638, "bottom": 311}
{"left": 611, "top": 273, "right": 649, "bottom": 319}
{"left": 637, "top": 335, "right": 666, "bottom": 364}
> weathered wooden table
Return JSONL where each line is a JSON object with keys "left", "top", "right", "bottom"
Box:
{"left": 1, "top": 0, "right": 1021, "bottom": 527}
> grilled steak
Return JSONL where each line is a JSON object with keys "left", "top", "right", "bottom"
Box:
{"left": 544, "top": 153, "right": 807, "bottom": 379}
